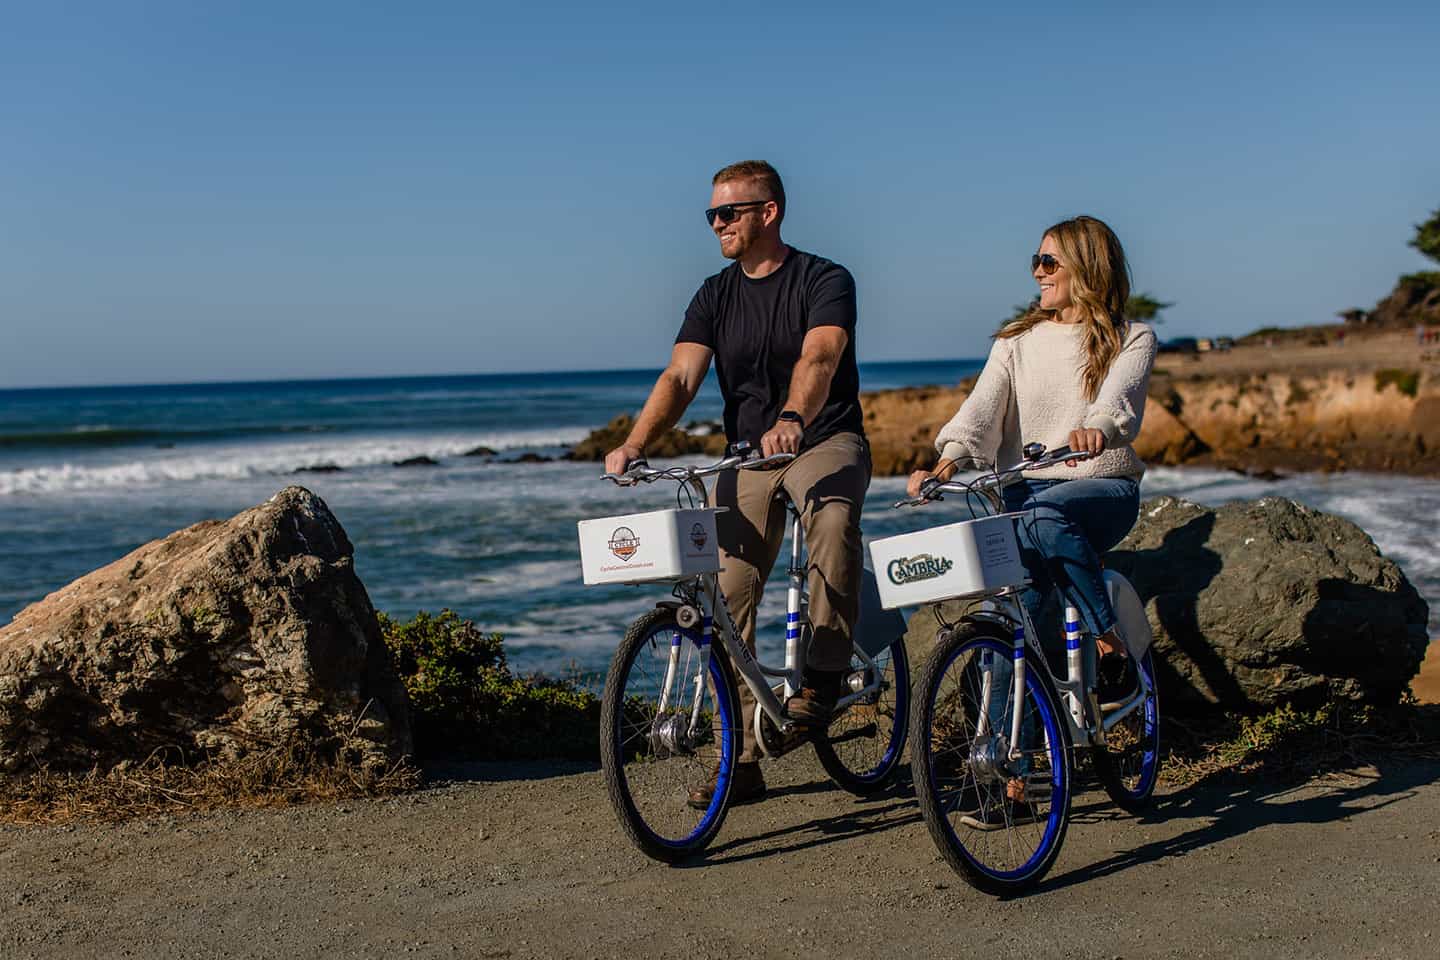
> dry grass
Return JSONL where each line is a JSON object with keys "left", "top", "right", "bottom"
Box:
{"left": 1158, "top": 701, "right": 1440, "bottom": 788}
{"left": 0, "top": 743, "right": 421, "bottom": 827}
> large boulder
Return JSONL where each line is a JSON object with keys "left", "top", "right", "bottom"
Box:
{"left": 567, "top": 414, "right": 726, "bottom": 461}
{"left": 901, "top": 496, "right": 1429, "bottom": 723}
{"left": 1106, "top": 496, "right": 1429, "bottom": 719}
{"left": 0, "top": 487, "right": 412, "bottom": 774}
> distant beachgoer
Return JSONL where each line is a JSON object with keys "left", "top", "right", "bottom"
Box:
{"left": 907, "top": 215, "right": 1157, "bottom": 821}
{"left": 1418, "top": 324, "right": 1426, "bottom": 347}
{"left": 603, "top": 160, "right": 867, "bottom": 810}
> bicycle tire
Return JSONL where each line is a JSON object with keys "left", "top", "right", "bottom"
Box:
{"left": 1092, "top": 648, "right": 1161, "bottom": 813}
{"left": 600, "top": 608, "right": 740, "bottom": 863}
{"left": 910, "top": 621, "right": 1073, "bottom": 896}
{"left": 813, "top": 634, "right": 910, "bottom": 795}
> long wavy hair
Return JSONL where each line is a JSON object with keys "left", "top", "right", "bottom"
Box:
{"left": 998, "top": 215, "right": 1131, "bottom": 401}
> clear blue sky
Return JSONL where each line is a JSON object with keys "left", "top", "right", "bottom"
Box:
{"left": 3, "top": 1, "right": 1437, "bottom": 388}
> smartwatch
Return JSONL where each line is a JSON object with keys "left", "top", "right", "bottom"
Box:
{"left": 777, "top": 410, "right": 805, "bottom": 429}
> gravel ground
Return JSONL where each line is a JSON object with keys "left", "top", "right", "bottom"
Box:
{"left": 4, "top": 751, "right": 1439, "bottom": 959}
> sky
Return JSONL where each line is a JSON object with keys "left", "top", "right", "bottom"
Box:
{"left": 2, "top": 1, "right": 1438, "bottom": 388}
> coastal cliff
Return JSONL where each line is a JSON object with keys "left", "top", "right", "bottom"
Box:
{"left": 861, "top": 366, "right": 1439, "bottom": 476}
{"left": 571, "top": 330, "right": 1440, "bottom": 477}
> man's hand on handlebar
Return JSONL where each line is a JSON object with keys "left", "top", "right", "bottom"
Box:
{"left": 760, "top": 419, "right": 803, "bottom": 458}
{"left": 1065, "top": 428, "right": 1106, "bottom": 467}
{"left": 604, "top": 443, "right": 645, "bottom": 477}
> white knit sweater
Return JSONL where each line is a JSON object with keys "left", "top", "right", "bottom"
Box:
{"left": 935, "top": 320, "right": 1158, "bottom": 480}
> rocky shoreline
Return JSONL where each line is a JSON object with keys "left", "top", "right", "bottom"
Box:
{"left": 571, "top": 329, "right": 1440, "bottom": 477}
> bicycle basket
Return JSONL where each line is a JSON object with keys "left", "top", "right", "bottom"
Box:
{"left": 868, "top": 513, "right": 1027, "bottom": 608}
{"left": 578, "top": 508, "right": 721, "bottom": 585}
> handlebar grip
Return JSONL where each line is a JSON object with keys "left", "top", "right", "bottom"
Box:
{"left": 1047, "top": 445, "right": 1072, "bottom": 459}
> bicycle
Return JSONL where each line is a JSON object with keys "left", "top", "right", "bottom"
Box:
{"left": 871, "top": 442, "right": 1161, "bottom": 895}
{"left": 578, "top": 445, "right": 911, "bottom": 862}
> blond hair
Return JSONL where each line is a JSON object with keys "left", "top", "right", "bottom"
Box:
{"left": 998, "top": 215, "right": 1131, "bottom": 401}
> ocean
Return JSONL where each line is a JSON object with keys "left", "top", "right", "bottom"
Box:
{"left": 2, "top": 363, "right": 1436, "bottom": 679}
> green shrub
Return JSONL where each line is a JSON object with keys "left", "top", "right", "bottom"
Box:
{"left": 1374, "top": 369, "right": 1420, "bottom": 398}
{"left": 1398, "top": 270, "right": 1440, "bottom": 289}
{"left": 378, "top": 609, "right": 600, "bottom": 761}
{"left": 1410, "top": 207, "right": 1440, "bottom": 265}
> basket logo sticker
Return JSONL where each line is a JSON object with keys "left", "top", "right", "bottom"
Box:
{"left": 689, "top": 523, "right": 708, "bottom": 550}
{"left": 887, "top": 553, "right": 954, "bottom": 585}
{"left": 608, "top": 526, "right": 641, "bottom": 561}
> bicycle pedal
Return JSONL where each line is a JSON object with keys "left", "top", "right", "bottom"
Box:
{"left": 759, "top": 714, "right": 810, "bottom": 757}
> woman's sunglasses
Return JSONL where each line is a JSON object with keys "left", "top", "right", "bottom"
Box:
{"left": 1031, "top": 254, "right": 1061, "bottom": 275}
{"left": 705, "top": 200, "right": 769, "bottom": 226}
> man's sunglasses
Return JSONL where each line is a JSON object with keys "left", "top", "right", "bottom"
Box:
{"left": 705, "top": 200, "right": 769, "bottom": 226}
{"left": 1031, "top": 254, "right": 1062, "bottom": 275}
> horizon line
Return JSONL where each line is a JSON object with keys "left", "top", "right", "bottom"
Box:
{"left": 0, "top": 354, "right": 992, "bottom": 395}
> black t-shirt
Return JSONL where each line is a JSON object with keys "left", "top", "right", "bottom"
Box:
{"left": 675, "top": 248, "right": 864, "bottom": 448}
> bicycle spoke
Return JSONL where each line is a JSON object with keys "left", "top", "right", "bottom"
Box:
{"left": 914, "top": 633, "right": 1071, "bottom": 892}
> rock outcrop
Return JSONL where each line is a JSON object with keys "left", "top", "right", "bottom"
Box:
{"left": 1106, "top": 496, "right": 1428, "bottom": 718}
{"left": 1132, "top": 369, "right": 1440, "bottom": 474}
{"left": 904, "top": 496, "right": 1429, "bottom": 723}
{"left": 0, "top": 487, "right": 412, "bottom": 774}
{"left": 567, "top": 414, "right": 726, "bottom": 462}
{"left": 573, "top": 335, "right": 1440, "bottom": 477}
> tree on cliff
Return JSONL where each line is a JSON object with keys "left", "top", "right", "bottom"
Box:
{"left": 1410, "top": 207, "right": 1440, "bottom": 265}
{"left": 1005, "top": 292, "right": 1173, "bottom": 324}
{"left": 1125, "top": 293, "right": 1173, "bottom": 323}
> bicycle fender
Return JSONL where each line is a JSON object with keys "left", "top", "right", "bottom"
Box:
{"left": 1103, "top": 569, "right": 1153, "bottom": 659}
{"left": 856, "top": 563, "right": 908, "bottom": 657}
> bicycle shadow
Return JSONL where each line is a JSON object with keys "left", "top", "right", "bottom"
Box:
{"left": 1103, "top": 511, "right": 1243, "bottom": 714}
{"left": 1033, "top": 753, "right": 1440, "bottom": 895}
{"left": 676, "top": 771, "right": 921, "bottom": 868}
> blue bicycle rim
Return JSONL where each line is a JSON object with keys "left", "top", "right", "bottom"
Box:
{"left": 864, "top": 640, "right": 909, "bottom": 780}
{"left": 932, "top": 637, "right": 1069, "bottom": 883}
{"left": 625, "top": 630, "right": 733, "bottom": 851}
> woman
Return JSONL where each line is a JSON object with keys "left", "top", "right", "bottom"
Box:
{"left": 908, "top": 215, "right": 1157, "bottom": 707}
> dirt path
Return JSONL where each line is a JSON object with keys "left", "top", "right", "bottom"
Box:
{"left": 1166, "top": 329, "right": 1440, "bottom": 377}
{"left": 4, "top": 752, "right": 1438, "bottom": 959}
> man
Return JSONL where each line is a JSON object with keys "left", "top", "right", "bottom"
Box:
{"left": 604, "top": 160, "right": 870, "bottom": 809}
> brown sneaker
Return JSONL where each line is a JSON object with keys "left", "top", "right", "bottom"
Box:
{"left": 686, "top": 761, "right": 766, "bottom": 810}
{"left": 783, "top": 669, "right": 844, "bottom": 731}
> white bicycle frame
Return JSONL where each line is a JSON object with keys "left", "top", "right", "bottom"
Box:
{"left": 903, "top": 449, "right": 1153, "bottom": 758}
{"left": 957, "top": 589, "right": 1153, "bottom": 755}
{"left": 614, "top": 457, "right": 890, "bottom": 760}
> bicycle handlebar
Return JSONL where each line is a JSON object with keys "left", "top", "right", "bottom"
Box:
{"left": 602, "top": 450, "right": 796, "bottom": 486}
{"left": 894, "top": 444, "right": 1092, "bottom": 508}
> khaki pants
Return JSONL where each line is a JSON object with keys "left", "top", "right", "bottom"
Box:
{"left": 709, "top": 431, "right": 870, "bottom": 762}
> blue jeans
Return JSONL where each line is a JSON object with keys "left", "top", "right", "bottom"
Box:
{"left": 998, "top": 477, "right": 1141, "bottom": 639}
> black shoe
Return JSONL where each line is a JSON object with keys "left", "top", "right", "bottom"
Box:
{"left": 686, "top": 762, "right": 766, "bottom": 810}
{"left": 1096, "top": 652, "right": 1139, "bottom": 708}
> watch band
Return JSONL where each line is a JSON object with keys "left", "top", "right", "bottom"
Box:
{"left": 778, "top": 410, "right": 805, "bottom": 429}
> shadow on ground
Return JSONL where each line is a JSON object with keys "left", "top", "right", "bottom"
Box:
{"left": 683, "top": 770, "right": 921, "bottom": 868}
{"left": 1040, "top": 752, "right": 1440, "bottom": 895}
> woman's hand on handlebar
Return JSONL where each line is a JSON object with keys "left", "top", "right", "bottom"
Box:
{"left": 1066, "top": 428, "right": 1106, "bottom": 466}
{"left": 907, "top": 459, "right": 958, "bottom": 498}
